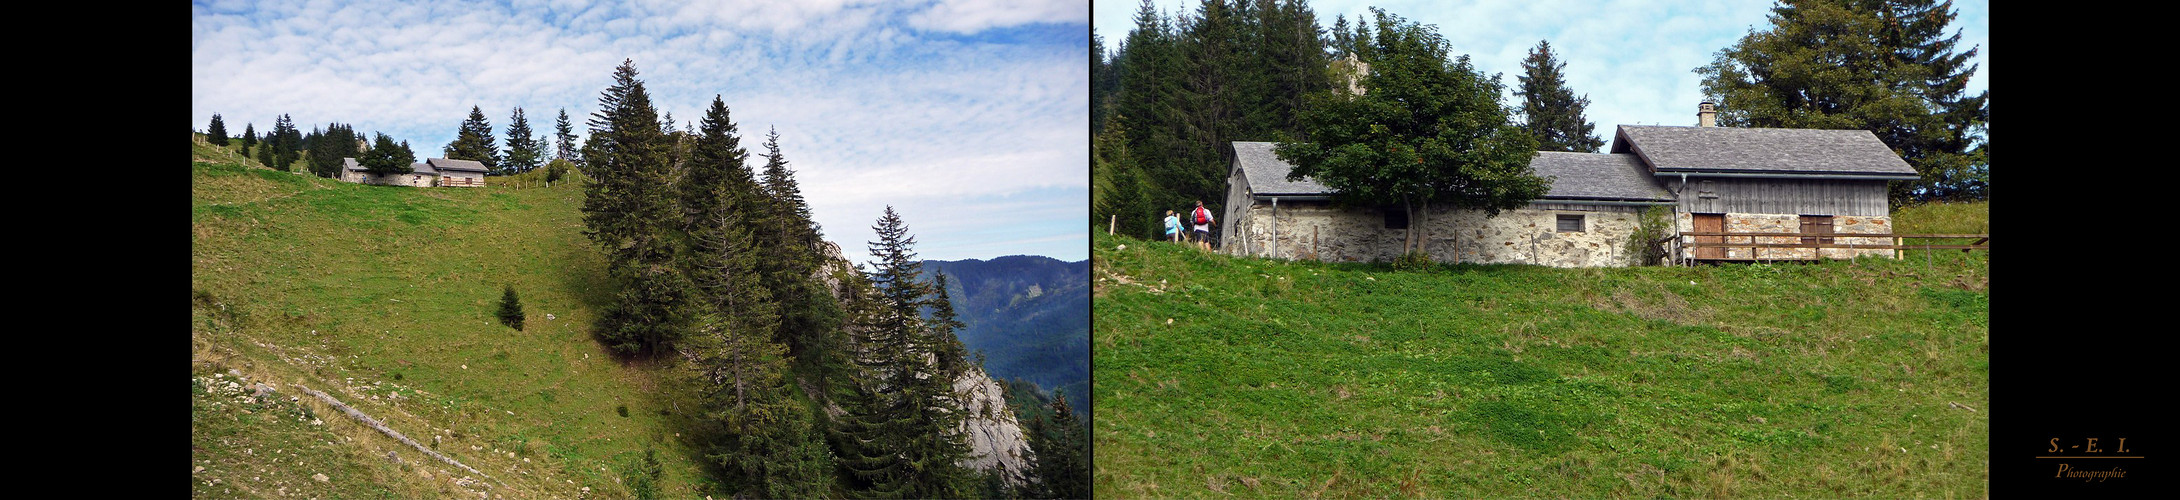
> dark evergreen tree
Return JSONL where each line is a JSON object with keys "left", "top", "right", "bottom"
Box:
{"left": 256, "top": 133, "right": 279, "bottom": 169}
{"left": 1107, "top": 0, "right": 1189, "bottom": 239}
{"left": 1025, "top": 389, "right": 1089, "bottom": 500}
{"left": 580, "top": 59, "right": 692, "bottom": 357}
{"left": 496, "top": 284, "right": 525, "bottom": 330}
{"left": 240, "top": 123, "right": 257, "bottom": 158}
{"left": 267, "top": 114, "right": 302, "bottom": 171}
{"left": 837, "top": 206, "right": 977, "bottom": 499}
{"left": 207, "top": 114, "right": 229, "bottom": 146}
{"left": 503, "top": 107, "right": 542, "bottom": 175}
{"left": 306, "top": 123, "right": 359, "bottom": 178}
{"left": 1516, "top": 40, "right": 1605, "bottom": 153}
{"left": 677, "top": 96, "right": 758, "bottom": 236}
{"left": 445, "top": 105, "right": 501, "bottom": 173}
{"left": 361, "top": 133, "right": 416, "bottom": 176}
{"left": 1696, "top": 0, "right": 1987, "bottom": 202}
{"left": 1274, "top": 8, "right": 1549, "bottom": 258}
{"left": 555, "top": 107, "right": 581, "bottom": 163}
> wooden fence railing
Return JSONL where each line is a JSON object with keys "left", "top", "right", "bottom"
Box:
{"left": 1675, "top": 231, "right": 1987, "bottom": 262}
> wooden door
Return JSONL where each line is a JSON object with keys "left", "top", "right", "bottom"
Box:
{"left": 1693, "top": 213, "right": 1724, "bottom": 260}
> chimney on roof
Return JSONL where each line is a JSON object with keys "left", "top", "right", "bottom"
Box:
{"left": 1697, "top": 101, "right": 1717, "bottom": 127}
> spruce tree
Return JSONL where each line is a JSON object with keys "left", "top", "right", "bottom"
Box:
{"left": 555, "top": 107, "right": 581, "bottom": 163}
{"left": 307, "top": 123, "right": 359, "bottom": 178}
{"left": 580, "top": 60, "right": 691, "bottom": 357}
{"left": 207, "top": 114, "right": 229, "bottom": 146}
{"left": 496, "top": 284, "right": 525, "bottom": 330}
{"left": 1696, "top": 0, "right": 1987, "bottom": 202}
{"left": 240, "top": 123, "right": 257, "bottom": 158}
{"left": 752, "top": 127, "right": 844, "bottom": 381}
{"left": 1517, "top": 40, "right": 1605, "bottom": 153}
{"left": 839, "top": 207, "right": 977, "bottom": 499}
{"left": 503, "top": 107, "right": 541, "bottom": 175}
{"left": 266, "top": 114, "right": 301, "bottom": 171}
{"left": 677, "top": 96, "right": 757, "bottom": 237}
{"left": 1026, "top": 389, "right": 1090, "bottom": 500}
{"left": 444, "top": 105, "right": 501, "bottom": 173}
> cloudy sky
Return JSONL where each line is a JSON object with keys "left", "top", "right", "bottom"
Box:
{"left": 1094, "top": 0, "right": 1989, "bottom": 141}
{"left": 193, "top": 0, "right": 1089, "bottom": 265}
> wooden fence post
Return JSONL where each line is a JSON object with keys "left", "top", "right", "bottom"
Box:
{"left": 1109, "top": 214, "right": 1116, "bottom": 235}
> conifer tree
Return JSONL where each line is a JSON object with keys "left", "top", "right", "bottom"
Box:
{"left": 503, "top": 107, "right": 541, "bottom": 175}
{"left": 445, "top": 105, "right": 501, "bottom": 173}
{"left": 581, "top": 60, "right": 691, "bottom": 357}
{"left": 1517, "top": 40, "right": 1605, "bottom": 153}
{"left": 1026, "top": 389, "right": 1090, "bottom": 500}
{"left": 207, "top": 114, "right": 230, "bottom": 146}
{"left": 750, "top": 127, "right": 846, "bottom": 380}
{"left": 496, "top": 284, "right": 525, "bottom": 330}
{"left": 837, "top": 207, "right": 977, "bottom": 499}
{"left": 1697, "top": 0, "right": 1987, "bottom": 202}
{"left": 306, "top": 123, "right": 359, "bottom": 178}
{"left": 555, "top": 108, "right": 581, "bottom": 163}
{"left": 240, "top": 123, "right": 257, "bottom": 158}
{"left": 267, "top": 114, "right": 301, "bottom": 171}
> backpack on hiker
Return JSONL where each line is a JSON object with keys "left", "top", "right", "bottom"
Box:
{"left": 1194, "top": 206, "right": 1211, "bottom": 226}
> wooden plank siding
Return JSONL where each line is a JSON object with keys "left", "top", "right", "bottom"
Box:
{"left": 1664, "top": 177, "right": 1890, "bottom": 217}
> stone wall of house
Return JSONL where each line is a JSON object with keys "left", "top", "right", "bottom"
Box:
{"left": 1230, "top": 202, "right": 1645, "bottom": 267}
{"left": 1674, "top": 213, "right": 1895, "bottom": 261}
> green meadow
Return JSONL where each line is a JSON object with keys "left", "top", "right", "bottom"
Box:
{"left": 1091, "top": 203, "right": 1989, "bottom": 498}
{"left": 192, "top": 137, "right": 711, "bottom": 498}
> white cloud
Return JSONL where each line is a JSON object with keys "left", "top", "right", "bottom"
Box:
{"left": 196, "top": 0, "right": 1088, "bottom": 263}
{"left": 910, "top": 0, "right": 1088, "bottom": 34}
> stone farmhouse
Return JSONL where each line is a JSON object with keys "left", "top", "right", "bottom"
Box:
{"left": 339, "top": 157, "right": 490, "bottom": 188}
{"left": 1220, "top": 102, "right": 1918, "bottom": 267}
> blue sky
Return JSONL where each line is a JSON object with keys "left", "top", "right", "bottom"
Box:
{"left": 1095, "top": 0, "right": 1989, "bottom": 142}
{"left": 193, "top": 0, "right": 1089, "bottom": 265}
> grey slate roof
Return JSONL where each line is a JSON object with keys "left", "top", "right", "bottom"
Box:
{"left": 1231, "top": 141, "right": 1671, "bottom": 202}
{"left": 1232, "top": 141, "right": 1331, "bottom": 196}
{"left": 342, "top": 157, "right": 437, "bottom": 175}
{"left": 427, "top": 158, "right": 489, "bottom": 173}
{"left": 1530, "top": 152, "right": 1674, "bottom": 201}
{"left": 1611, "top": 125, "right": 1917, "bottom": 177}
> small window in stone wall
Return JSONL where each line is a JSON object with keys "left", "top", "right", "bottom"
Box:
{"left": 1556, "top": 214, "right": 1584, "bottom": 232}
{"left": 1800, "top": 215, "right": 1834, "bottom": 246}
{"left": 1384, "top": 208, "right": 1409, "bottom": 229}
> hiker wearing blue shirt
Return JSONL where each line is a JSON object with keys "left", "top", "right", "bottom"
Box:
{"left": 1163, "top": 210, "right": 1182, "bottom": 243}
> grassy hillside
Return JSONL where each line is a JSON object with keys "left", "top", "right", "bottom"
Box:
{"left": 1091, "top": 202, "right": 1989, "bottom": 498}
{"left": 192, "top": 137, "right": 715, "bottom": 498}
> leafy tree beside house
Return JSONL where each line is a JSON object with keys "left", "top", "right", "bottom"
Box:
{"left": 1696, "top": 0, "right": 1987, "bottom": 203}
{"left": 1516, "top": 40, "right": 1604, "bottom": 153}
{"left": 361, "top": 133, "right": 417, "bottom": 176}
{"left": 1274, "top": 8, "right": 1549, "bottom": 259}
